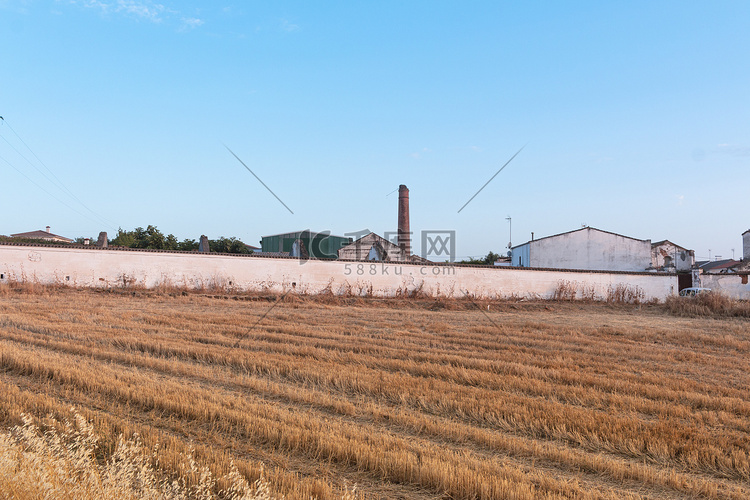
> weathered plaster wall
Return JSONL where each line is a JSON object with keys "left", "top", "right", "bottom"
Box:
{"left": 651, "top": 242, "right": 694, "bottom": 271}
{"left": 700, "top": 274, "right": 750, "bottom": 300}
{"left": 529, "top": 229, "right": 651, "bottom": 272}
{"left": 0, "top": 244, "right": 677, "bottom": 301}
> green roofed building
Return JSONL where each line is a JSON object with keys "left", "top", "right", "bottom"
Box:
{"left": 260, "top": 230, "right": 353, "bottom": 259}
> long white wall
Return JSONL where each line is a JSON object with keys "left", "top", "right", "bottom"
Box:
{"left": 0, "top": 244, "right": 677, "bottom": 301}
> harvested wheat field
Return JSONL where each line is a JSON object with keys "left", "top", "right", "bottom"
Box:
{"left": 0, "top": 285, "right": 749, "bottom": 499}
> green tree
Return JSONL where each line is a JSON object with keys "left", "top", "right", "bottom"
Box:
{"left": 209, "top": 236, "right": 250, "bottom": 254}
{"left": 164, "top": 234, "right": 178, "bottom": 250}
{"left": 177, "top": 239, "right": 199, "bottom": 251}
{"left": 111, "top": 226, "right": 170, "bottom": 249}
{"left": 110, "top": 228, "right": 136, "bottom": 248}
{"left": 459, "top": 251, "right": 501, "bottom": 265}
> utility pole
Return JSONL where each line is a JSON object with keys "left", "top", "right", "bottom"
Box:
{"left": 506, "top": 216, "right": 512, "bottom": 249}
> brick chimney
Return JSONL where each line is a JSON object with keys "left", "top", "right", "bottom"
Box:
{"left": 398, "top": 184, "right": 411, "bottom": 258}
{"left": 46, "top": 226, "right": 51, "bottom": 233}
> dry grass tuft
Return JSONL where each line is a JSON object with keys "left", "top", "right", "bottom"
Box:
{"left": 0, "top": 410, "right": 275, "bottom": 500}
{"left": 665, "top": 292, "right": 750, "bottom": 317}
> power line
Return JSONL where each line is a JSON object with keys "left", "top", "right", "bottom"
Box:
{"left": 0, "top": 152, "right": 105, "bottom": 226}
{"left": 0, "top": 117, "right": 118, "bottom": 229}
{"left": 224, "top": 144, "right": 294, "bottom": 215}
{"left": 457, "top": 145, "right": 526, "bottom": 213}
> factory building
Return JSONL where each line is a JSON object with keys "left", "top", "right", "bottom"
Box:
{"left": 260, "top": 231, "right": 352, "bottom": 259}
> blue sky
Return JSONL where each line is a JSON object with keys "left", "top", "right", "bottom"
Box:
{"left": 1, "top": 1, "right": 748, "bottom": 261}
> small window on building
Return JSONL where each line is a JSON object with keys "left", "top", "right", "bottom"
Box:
{"left": 0, "top": 273, "right": 4, "bottom": 279}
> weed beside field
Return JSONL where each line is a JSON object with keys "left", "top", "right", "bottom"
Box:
{"left": 665, "top": 293, "right": 750, "bottom": 317}
{"left": 552, "top": 280, "right": 647, "bottom": 303}
{"left": 0, "top": 411, "right": 276, "bottom": 500}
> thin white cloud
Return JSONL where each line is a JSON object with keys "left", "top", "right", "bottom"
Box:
{"left": 1, "top": 0, "right": 32, "bottom": 14}
{"left": 116, "top": 0, "right": 165, "bottom": 22}
{"left": 716, "top": 143, "right": 750, "bottom": 157}
{"left": 280, "top": 18, "right": 299, "bottom": 32}
{"left": 79, "top": 0, "right": 110, "bottom": 14}
{"left": 67, "top": 0, "right": 167, "bottom": 23}
{"left": 410, "top": 147, "right": 431, "bottom": 159}
{"left": 180, "top": 17, "right": 204, "bottom": 31}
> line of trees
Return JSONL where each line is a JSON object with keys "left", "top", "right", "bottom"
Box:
{"left": 459, "top": 251, "right": 502, "bottom": 265}
{"left": 109, "top": 226, "right": 252, "bottom": 254}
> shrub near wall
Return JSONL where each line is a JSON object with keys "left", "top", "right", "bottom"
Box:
{"left": 665, "top": 292, "right": 750, "bottom": 317}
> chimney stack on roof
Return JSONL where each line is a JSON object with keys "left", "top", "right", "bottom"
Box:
{"left": 398, "top": 184, "right": 411, "bottom": 258}
{"left": 46, "top": 226, "right": 50, "bottom": 233}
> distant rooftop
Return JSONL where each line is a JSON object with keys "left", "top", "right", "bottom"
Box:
{"left": 511, "top": 226, "right": 648, "bottom": 249}
{"left": 10, "top": 228, "right": 73, "bottom": 243}
{"left": 697, "top": 259, "right": 741, "bottom": 273}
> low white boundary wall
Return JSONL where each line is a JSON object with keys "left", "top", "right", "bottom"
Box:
{"left": 0, "top": 245, "right": 678, "bottom": 301}
{"left": 700, "top": 274, "right": 750, "bottom": 300}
